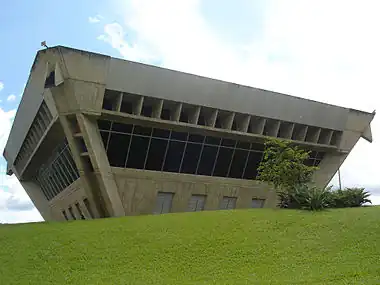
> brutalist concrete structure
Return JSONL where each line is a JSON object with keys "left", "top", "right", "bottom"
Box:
{"left": 3, "top": 46, "right": 375, "bottom": 221}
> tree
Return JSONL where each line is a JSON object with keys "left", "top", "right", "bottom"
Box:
{"left": 257, "top": 139, "right": 318, "bottom": 191}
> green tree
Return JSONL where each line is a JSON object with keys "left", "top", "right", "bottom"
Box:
{"left": 257, "top": 139, "right": 318, "bottom": 191}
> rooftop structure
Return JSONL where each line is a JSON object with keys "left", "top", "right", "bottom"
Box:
{"left": 3, "top": 46, "right": 375, "bottom": 221}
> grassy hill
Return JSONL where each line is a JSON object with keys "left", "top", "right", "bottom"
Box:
{"left": 1, "top": 207, "right": 380, "bottom": 284}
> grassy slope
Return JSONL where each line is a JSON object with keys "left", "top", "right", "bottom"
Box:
{"left": 1, "top": 207, "right": 380, "bottom": 285}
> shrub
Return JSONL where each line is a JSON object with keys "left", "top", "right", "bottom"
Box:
{"left": 278, "top": 184, "right": 331, "bottom": 211}
{"left": 329, "top": 188, "right": 371, "bottom": 208}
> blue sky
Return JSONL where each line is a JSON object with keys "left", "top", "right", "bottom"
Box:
{"left": 1, "top": 0, "right": 380, "bottom": 223}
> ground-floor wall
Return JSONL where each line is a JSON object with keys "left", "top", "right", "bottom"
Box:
{"left": 111, "top": 167, "right": 278, "bottom": 215}
{"left": 48, "top": 178, "right": 100, "bottom": 221}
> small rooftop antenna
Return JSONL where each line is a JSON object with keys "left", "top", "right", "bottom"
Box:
{"left": 41, "top": 41, "right": 48, "bottom": 49}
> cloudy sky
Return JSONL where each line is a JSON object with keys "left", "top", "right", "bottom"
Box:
{"left": 1, "top": 0, "right": 380, "bottom": 223}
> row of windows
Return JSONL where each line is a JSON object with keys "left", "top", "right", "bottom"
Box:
{"left": 102, "top": 89, "right": 342, "bottom": 147}
{"left": 154, "top": 192, "right": 266, "bottom": 214}
{"left": 62, "top": 198, "right": 94, "bottom": 221}
{"left": 14, "top": 101, "right": 53, "bottom": 173}
{"left": 35, "top": 140, "right": 80, "bottom": 201}
{"left": 99, "top": 120, "right": 324, "bottom": 180}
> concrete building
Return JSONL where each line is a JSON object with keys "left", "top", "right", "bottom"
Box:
{"left": 3, "top": 46, "right": 375, "bottom": 221}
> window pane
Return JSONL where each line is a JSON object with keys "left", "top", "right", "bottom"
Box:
{"left": 197, "top": 145, "right": 218, "bottom": 176}
{"left": 133, "top": 125, "right": 152, "bottom": 136}
{"left": 163, "top": 141, "right": 185, "bottom": 172}
{"left": 250, "top": 143, "right": 265, "bottom": 151}
{"left": 221, "top": 138, "right": 236, "bottom": 147}
{"left": 145, "top": 138, "right": 168, "bottom": 171}
{"left": 181, "top": 143, "right": 202, "bottom": 174}
{"left": 213, "top": 147, "right": 233, "bottom": 177}
{"left": 229, "top": 149, "right": 248, "bottom": 179}
{"left": 236, "top": 141, "right": 250, "bottom": 150}
{"left": 205, "top": 136, "right": 220, "bottom": 145}
{"left": 98, "top": 120, "right": 111, "bottom": 131}
{"left": 171, "top": 131, "right": 187, "bottom": 141}
{"left": 112, "top": 122, "right": 133, "bottom": 133}
{"left": 188, "top": 134, "right": 204, "bottom": 143}
{"left": 152, "top": 128, "right": 170, "bottom": 138}
{"left": 107, "top": 133, "right": 131, "bottom": 167}
{"left": 126, "top": 136, "right": 150, "bottom": 169}
{"left": 243, "top": 151, "right": 263, "bottom": 179}
{"left": 100, "top": 131, "right": 109, "bottom": 149}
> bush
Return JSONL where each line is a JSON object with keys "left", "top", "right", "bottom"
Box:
{"left": 279, "top": 186, "right": 372, "bottom": 210}
{"left": 278, "top": 184, "right": 331, "bottom": 211}
{"left": 329, "top": 188, "right": 371, "bottom": 208}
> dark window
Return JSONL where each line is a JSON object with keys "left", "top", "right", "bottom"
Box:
{"left": 102, "top": 95, "right": 114, "bottom": 111}
{"left": 198, "top": 114, "right": 206, "bottom": 126}
{"left": 100, "top": 131, "right": 109, "bottom": 149}
{"left": 171, "top": 131, "right": 187, "bottom": 141}
{"left": 205, "top": 136, "right": 220, "bottom": 145}
{"left": 120, "top": 101, "right": 133, "bottom": 114}
{"left": 107, "top": 133, "right": 130, "bottom": 167}
{"left": 68, "top": 206, "right": 76, "bottom": 220}
{"left": 44, "top": 71, "right": 55, "bottom": 88}
{"left": 112, "top": 122, "right": 133, "bottom": 133}
{"left": 163, "top": 141, "right": 185, "bottom": 172}
{"left": 141, "top": 105, "right": 153, "bottom": 117}
{"left": 304, "top": 159, "right": 314, "bottom": 167}
{"left": 229, "top": 149, "right": 248, "bottom": 179}
{"left": 250, "top": 143, "right": 265, "bottom": 151}
{"left": 243, "top": 151, "right": 263, "bottom": 179}
{"left": 213, "top": 147, "right": 234, "bottom": 177}
{"left": 126, "top": 136, "right": 150, "bottom": 169}
{"left": 133, "top": 125, "right": 152, "bottom": 136}
{"left": 75, "top": 203, "right": 85, "bottom": 220}
{"left": 236, "top": 141, "right": 250, "bottom": 150}
{"left": 152, "top": 128, "right": 170, "bottom": 139}
{"left": 179, "top": 111, "right": 189, "bottom": 123}
{"left": 161, "top": 109, "right": 171, "bottom": 120}
{"left": 145, "top": 138, "right": 168, "bottom": 171}
{"left": 98, "top": 120, "right": 111, "bottom": 131}
{"left": 316, "top": 152, "right": 325, "bottom": 160}
{"left": 181, "top": 143, "right": 202, "bottom": 174}
{"left": 62, "top": 210, "right": 68, "bottom": 221}
{"left": 197, "top": 145, "right": 218, "bottom": 176}
{"left": 83, "top": 198, "right": 94, "bottom": 219}
{"left": 221, "top": 138, "right": 236, "bottom": 147}
{"left": 188, "top": 134, "right": 204, "bottom": 143}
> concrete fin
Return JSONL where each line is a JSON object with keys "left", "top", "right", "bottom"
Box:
{"left": 54, "top": 62, "right": 64, "bottom": 86}
{"left": 362, "top": 125, "right": 373, "bottom": 143}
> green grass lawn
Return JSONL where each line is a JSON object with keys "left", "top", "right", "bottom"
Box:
{"left": 1, "top": 207, "right": 380, "bottom": 284}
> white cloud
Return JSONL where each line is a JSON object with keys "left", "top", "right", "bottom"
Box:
{"left": 6, "top": 94, "right": 16, "bottom": 102}
{"left": 88, "top": 15, "right": 103, "bottom": 24}
{"left": 0, "top": 81, "right": 3, "bottom": 92}
{"left": 0, "top": 107, "right": 43, "bottom": 223}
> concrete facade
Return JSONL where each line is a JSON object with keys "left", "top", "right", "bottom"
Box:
{"left": 3, "top": 46, "right": 375, "bottom": 222}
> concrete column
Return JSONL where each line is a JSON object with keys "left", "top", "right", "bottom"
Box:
{"left": 76, "top": 114, "right": 125, "bottom": 217}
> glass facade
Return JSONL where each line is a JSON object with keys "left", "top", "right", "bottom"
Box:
{"left": 35, "top": 139, "right": 80, "bottom": 201}
{"left": 99, "top": 120, "right": 324, "bottom": 180}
